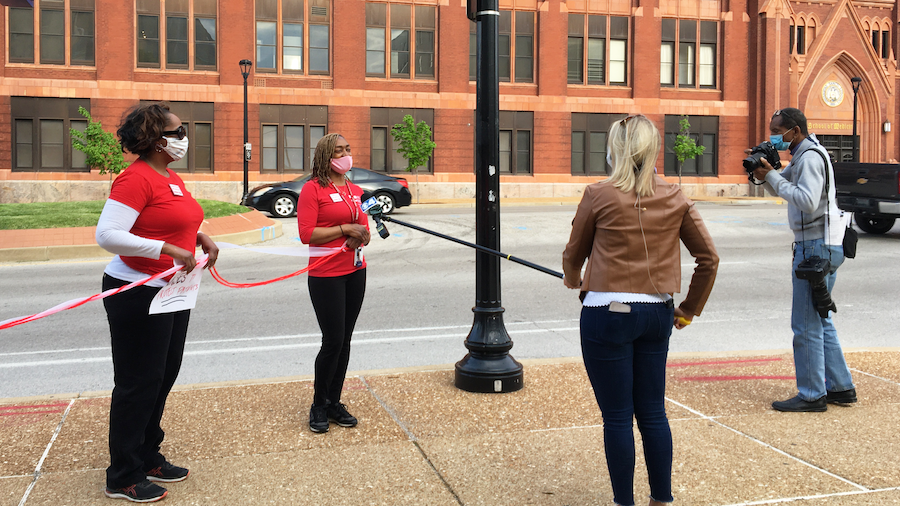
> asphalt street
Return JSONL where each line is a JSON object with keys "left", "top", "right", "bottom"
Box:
{"left": 1, "top": 202, "right": 898, "bottom": 398}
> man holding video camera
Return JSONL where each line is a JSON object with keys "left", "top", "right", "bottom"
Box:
{"left": 749, "top": 107, "right": 856, "bottom": 412}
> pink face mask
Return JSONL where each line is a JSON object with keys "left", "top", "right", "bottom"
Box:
{"left": 330, "top": 155, "right": 352, "bottom": 174}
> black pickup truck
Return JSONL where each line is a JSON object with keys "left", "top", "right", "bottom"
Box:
{"left": 834, "top": 162, "right": 900, "bottom": 234}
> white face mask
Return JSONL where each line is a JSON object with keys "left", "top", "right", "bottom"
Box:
{"left": 160, "top": 136, "right": 189, "bottom": 162}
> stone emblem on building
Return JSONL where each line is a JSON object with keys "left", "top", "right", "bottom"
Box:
{"left": 822, "top": 81, "right": 844, "bottom": 107}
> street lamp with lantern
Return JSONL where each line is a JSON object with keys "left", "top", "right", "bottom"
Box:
{"left": 851, "top": 76, "right": 861, "bottom": 163}
{"left": 240, "top": 59, "right": 253, "bottom": 204}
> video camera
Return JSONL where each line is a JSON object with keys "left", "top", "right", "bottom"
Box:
{"left": 742, "top": 141, "right": 782, "bottom": 184}
{"left": 361, "top": 197, "right": 390, "bottom": 239}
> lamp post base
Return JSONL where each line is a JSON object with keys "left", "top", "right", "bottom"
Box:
{"left": 455, "top": 354, "right": 523, "bottom": 393}
{"left": 454, "top": 306, "right": 524, "bottom": 393}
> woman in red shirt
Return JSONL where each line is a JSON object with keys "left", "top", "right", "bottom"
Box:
{"left": 297, "top": 134, "right": 370, "bottom": 433}
{"left": 96, "top": 103, "right": 218, "bottom": 503}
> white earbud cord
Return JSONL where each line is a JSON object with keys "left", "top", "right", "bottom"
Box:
{"left": 635, "top": 192, "right": 664, "bottom": 297}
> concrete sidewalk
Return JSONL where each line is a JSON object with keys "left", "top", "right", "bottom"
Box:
{"left": 1, "top": 350, "right": 898, "bottom": 505}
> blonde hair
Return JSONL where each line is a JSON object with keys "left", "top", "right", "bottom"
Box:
{"left": 606, "top": 115, "right": 660, "bottom": 197}
{"left": 311, "top": 133, "right": 345, "bottom": 187}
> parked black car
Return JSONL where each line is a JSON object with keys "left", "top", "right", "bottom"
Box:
{"left": 243, "top": 167, "right": 413, "bottom": 218}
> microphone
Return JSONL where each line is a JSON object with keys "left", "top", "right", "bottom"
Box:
{"left": 361, "top": 197, "right": 390, "bottom": 239}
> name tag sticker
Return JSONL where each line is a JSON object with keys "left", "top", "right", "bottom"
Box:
{"left": 330, "top": 193, "right": 343, "bottom": 202}
{"left": 169, "top": 184, "right": 183, "bottom": 197}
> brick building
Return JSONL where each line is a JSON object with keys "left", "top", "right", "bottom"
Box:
{"left": 1, "top": 0, "right": 897, "bottom": 204}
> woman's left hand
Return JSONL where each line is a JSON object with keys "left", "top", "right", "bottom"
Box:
{"left": 197, "top": 232, "right": 219, "bottom": 269}
{"left": 673, "top": 307, "right": 693, "bottom": 329}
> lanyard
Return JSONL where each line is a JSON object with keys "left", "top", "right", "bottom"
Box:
{"left": 330, "top": 181, "right": 358, "bottom": 223}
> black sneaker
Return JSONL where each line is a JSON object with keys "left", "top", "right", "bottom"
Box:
{"left": 145, "top": 461, "right": 190, "bottom": 483}
{"left": 309, "top": 404, "right": 329, "bottom": 433}
{"left": 772, "top": 395, "right": 827, "bottom": 412}
{"left": 326, "top": 402, "right": 358, "bottom": 427}
{"left": 826, "top": 388, "right": 858, "bottom": 404}
{"left": 104, "top": 480, "right": 168, "bottom": 502}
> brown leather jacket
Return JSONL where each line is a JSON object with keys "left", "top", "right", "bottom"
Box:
{"left": 562, "top": 177, "right": 719, "bottom": 316}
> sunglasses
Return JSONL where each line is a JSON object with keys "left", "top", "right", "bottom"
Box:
{"left": 162, "top": 125, "right": 187, "bottom": 140}
{"left": 619, "top": 114, "right": 642, "bottom": 126}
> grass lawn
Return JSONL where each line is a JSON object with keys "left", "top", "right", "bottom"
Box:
{"left": 0, "top": 200, "right": 252, "bottom": 230}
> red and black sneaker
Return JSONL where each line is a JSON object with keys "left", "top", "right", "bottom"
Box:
{"left": 145, "top": 461, "right": 190, "bottom": 483}
{"left": 104, "top": 480, "right": 167, "bottom": 502}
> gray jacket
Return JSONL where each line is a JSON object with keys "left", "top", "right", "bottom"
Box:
{"left": 764, "top": 134, "right": 844, "bottom": 244}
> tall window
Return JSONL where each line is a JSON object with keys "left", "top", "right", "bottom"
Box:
{"left": 499, "top": 111, "right": 533, "bottom": 174}
{"left": 259, "top": 105, "right": 327, "bottom": 173}
{"left": 571, "top": 113, "right": 628, "bottom": 175}
{"left": 370, "top": 108, "right": 434, "bottom": 172}
{"left": 12, "top": 97, "right": 89, "bottom": 172}
{"left": 664, "top": 115, "right": 718, "bottom": 176}
{"left": 256, "top": 0, "right": 329, "bottom": 74}
{"left": 7, "top": 1, "right": 94, "bottom": 66}
{"left": 789, "top": 23, "right": 805, "bottom": 55}
{"left": 870, "top": 27, "right": 891, "bottom": 59}
{"left": 568, "top": 14, "right": 628, "bottom": 86}
{"left": 137, "top": 0, "right": 217, "bottom": 70}
{"left": 469, "top": 10, "right": 535, "bottom": 82}
{"left": 366, "top": 3, "right": 435, "bottom": 79}
{"left": 661, "top": 19, "right": 717, "bottom": 88}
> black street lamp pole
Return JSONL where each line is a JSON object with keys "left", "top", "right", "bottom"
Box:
{"left": 851, "top": 76, "right": 861, "bottom": 163}
{"left": 240, "top": 59, "right": 252, "bottom": 204}
{"left": 456, "top": 0, "right": 523, "bottom": 393}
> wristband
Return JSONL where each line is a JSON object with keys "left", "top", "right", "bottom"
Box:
{"left": 339, "top": 225, "right": 344, "bottom": 235}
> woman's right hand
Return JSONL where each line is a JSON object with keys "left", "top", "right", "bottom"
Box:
{"left": 161, "top": 243, "right": 197, "bottom": 273}
{"left": 342, "top": 223, "right": 370, "bottom": 248}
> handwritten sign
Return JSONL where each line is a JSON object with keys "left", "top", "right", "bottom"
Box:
{"left": 149, "top": 268, "right": 203, "bottom": 314}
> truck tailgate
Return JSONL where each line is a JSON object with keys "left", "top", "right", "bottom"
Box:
{"left": 834, "top": 162, "right": 900, "bottom": 216}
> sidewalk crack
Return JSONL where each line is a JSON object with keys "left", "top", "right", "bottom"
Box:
{"left": 360, "top": 375, "right": 465, "bottom": 506}
{"left": 17, "top": 397, "right": 77, "bottom": 506}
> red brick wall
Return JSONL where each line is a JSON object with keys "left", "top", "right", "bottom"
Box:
{"left": 328, "top": 106, "right": 371, "bottom": 170}
{"left": 434, "top": 109, "right": 475, "bottom": 174}
{"left": 333, "top": 0, "right": 366, "bottom": 91}
{"left": 534, "top": 111, "right": 572, "bottom": 175}
{"left": 438, "top": 2, "right": 471, "bottom": 94}
{"left": 95, "top": 0, "right": 133, "bottom": 82}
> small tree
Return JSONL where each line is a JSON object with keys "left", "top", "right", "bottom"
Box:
{"left": 70, "top": 107, "right": 128, "bottom": 191}
{"left": 672, "top": 116, "right": 705, "bottom": 187}
{"left": 390, "top": 114, "right": 436, "bottom": 204}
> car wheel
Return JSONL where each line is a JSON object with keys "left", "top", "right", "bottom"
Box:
{"left": 270, "top": 193, "right": 297, "bottom": 218}
{"left": 375, "top": 192, "right": 396, "bottom": 214}
{"left": 855, "top": 214, "right": 895, "bottom": 234}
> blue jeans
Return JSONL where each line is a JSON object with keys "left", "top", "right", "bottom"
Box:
{"left": 791, "top": 239, "right": 855, "bottom": 401}
{"left": 581, "top": 302, "right": 675, "bottom": 506}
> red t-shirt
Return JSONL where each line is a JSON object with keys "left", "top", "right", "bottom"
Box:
{"left": 297, "top": 178, "right": 369, "bottom": 277}
{"left": 109, "top": 159, "right": 204, "bottom": 277}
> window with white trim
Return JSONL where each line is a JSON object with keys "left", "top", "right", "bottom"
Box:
{"left": 137, "top": 0, "right": 217, "bottom": 70}
{"left": 7, "top": 0, "right": 95, "bottom": 66}
{"left": 255, "top": 0, "right": 330, "bottom": 75}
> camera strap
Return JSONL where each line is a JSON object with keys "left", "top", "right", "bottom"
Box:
{"left": 797, "top": 146, "right": 833, "bottom": 263}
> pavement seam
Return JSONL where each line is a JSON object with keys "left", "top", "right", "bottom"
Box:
{"left": 359, "top": 375, "right": 465, "bottom": 506}
{"left": 663, "top": 396, "right": 870, "bottom": 493}
{"left": 850, "top": 367, "right": 900, "bottom": 387}
{"left": 17, "top": 398, "right": 76, "bottom": 506}
{"left": 720, "top": 486, "right": 900, "bottom": 505}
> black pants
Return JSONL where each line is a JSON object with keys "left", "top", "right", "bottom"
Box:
{"left": 102, "top": 274, "right": 190, "bottom": 488}
{"left": 308, "top": 269, "right": 366, "bottom": 407}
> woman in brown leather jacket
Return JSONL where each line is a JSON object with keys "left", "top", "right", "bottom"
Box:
{"left": 563, "top": 114, "right": 718, "bottom": 506}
